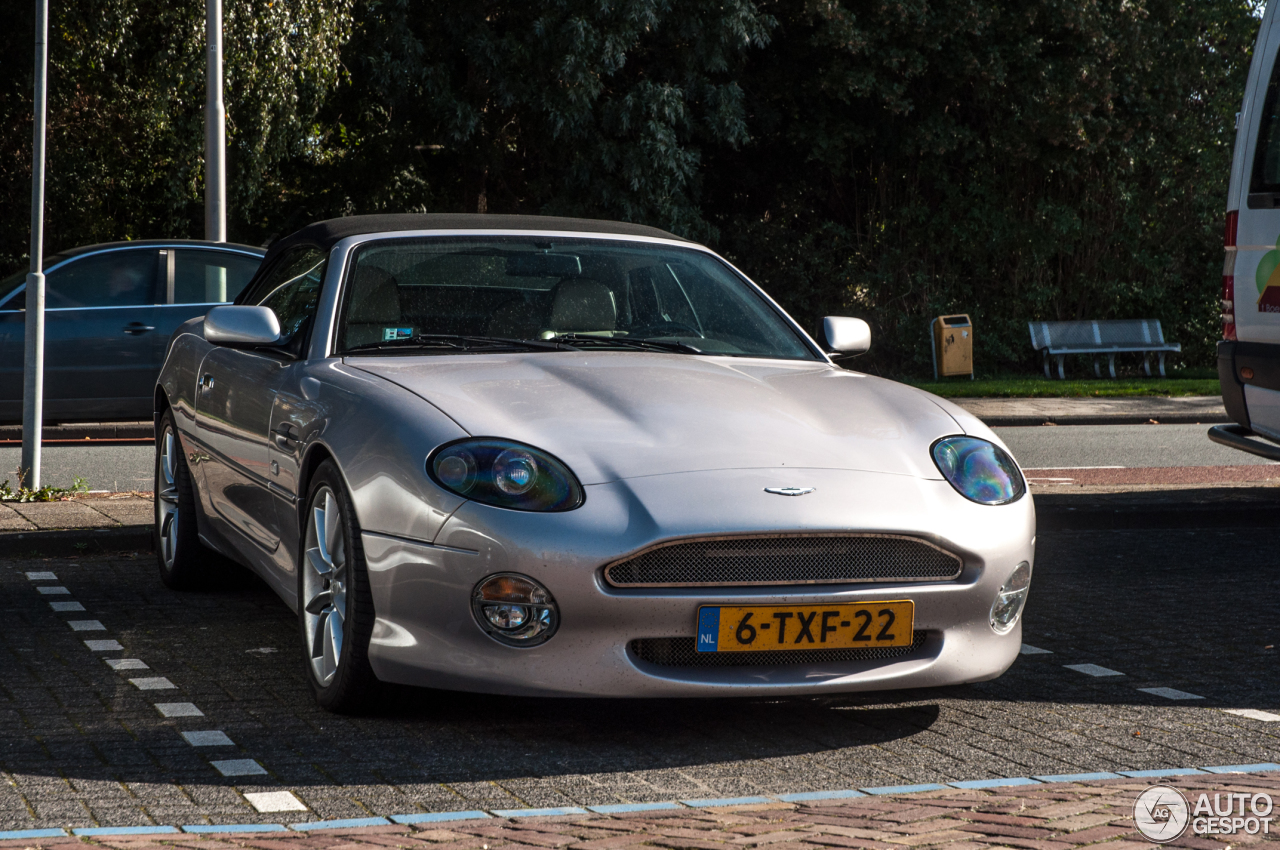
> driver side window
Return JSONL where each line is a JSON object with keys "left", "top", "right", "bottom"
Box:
{"left": 242, "top": 247, "right": 327, "bottom": 341}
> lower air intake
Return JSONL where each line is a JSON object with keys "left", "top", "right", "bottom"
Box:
{"left": 629, "top": 631, "right": 929, "bottom": 668}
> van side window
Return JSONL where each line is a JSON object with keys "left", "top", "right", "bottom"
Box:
{"left": 1252, "top": 56, "right": 1280, "bottom": 193}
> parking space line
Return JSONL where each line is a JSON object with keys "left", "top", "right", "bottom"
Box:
{"left": 129, "top": 677, "right": 176, "bottom": 690}
{"left": 104, "top": 658, "right": 149, "bottom": 671}
{"left": 243, "top": 792, "right": 308, "bottom": 813}
{"left": 155, "top": 702, "right": 204, "bottom": 717}
{"left": 1064, "top": 663, "right": 1124, "bottom": 677}
{"left": 49, "top": 601, "right": 85, "bottom": 612}
{"left": 24, "top": 571, "right": 57, "bottom": 580}
{"left": 84, "top": 639, "right": 122, "bottom": 651}
{"left": 1137, "top": 686, "right": 1204, "bottom": 700}
{"left": 1224, "top": 708, "right": 1280, "bottom": 721}
{"left": 209, "top": 759, "right": 268, "bottom": 777}
{"left": 68, "top": 620, "right": 105, "bottom": 631}
{"left": 180, "top": 731, "right": 234, "bottom": 747}
{"left": 36, "top": 586, "right": 70, "bottom": 595}
{"left": 1019, "top": 644, "right": 1052, "bottom": 655}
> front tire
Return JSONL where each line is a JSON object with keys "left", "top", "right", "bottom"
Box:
{"left": 299, "top": 461, "right": 379, "bottom": 713}
{"left": 155, "top": 410, "right": 218, "bottom": 589}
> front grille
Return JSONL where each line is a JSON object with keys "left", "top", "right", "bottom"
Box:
{"left": 629, "top": 631, "right": 929, "bottom": 668}
{"left": 604, "top": 534, "right": 961, "bottom": 587}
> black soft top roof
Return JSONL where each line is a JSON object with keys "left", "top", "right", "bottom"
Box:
{"left": 262, "top": 213, "right": 689, "bottom": 267}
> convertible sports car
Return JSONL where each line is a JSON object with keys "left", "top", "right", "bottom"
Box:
{"left": 154, "top": 214, "right": 1034, "bottom": 712}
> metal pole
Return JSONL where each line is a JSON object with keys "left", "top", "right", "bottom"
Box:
{"left": 205, "top": 0, "right": 226, "bottom": 242}
{"left": 21, "top": 0, "right": 49, "bottom": 490}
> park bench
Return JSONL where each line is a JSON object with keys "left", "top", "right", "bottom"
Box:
{"left": 1028, "top": 319, "right": 1181, "bottom": 379}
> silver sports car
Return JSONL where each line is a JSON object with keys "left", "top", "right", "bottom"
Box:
{"left": 154, "top": 214, "right": 1034, "bottom": 712}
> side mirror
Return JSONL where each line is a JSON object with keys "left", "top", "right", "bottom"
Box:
{"left": 204, "top": 305, "right": 282, "bottom": 346}
{"left": 822, "top": 316, "right": 870, "bottom": 357}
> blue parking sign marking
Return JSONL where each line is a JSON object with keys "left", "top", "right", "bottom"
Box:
{"left": 697, "top": 607, "right": 720, "bottom": 652}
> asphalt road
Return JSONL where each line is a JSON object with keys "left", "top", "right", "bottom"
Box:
{"left": 0, "top": 424, "right": 1269, "bottom": 493}
{"left": 1, "top": 520, "right": 1277, "bottom": 829}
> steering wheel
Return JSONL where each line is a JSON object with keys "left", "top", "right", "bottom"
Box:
{"left": 629, "top": 320, "right": 704, "bottom": 339}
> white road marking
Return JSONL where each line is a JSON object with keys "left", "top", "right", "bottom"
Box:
{"left": 36, "top": 586, "right": 69, "bottom": 595}
{"left": 24, "top": 571, "right": 56, "bottom": 580}
{"left": 129, "top": 677, "right": 176, "bottom": 690}
{"left": 1224, "top": 708, "right": 1280, "bottom": 721}
{"left": 1064, "top": 663, "right": 1125, "bottom": 677}
{"left": 104, "top": 659, "right": 149, "bottom": 671}
{"left": 245, "top": 647, "right": 277, "bottom": 655}
{"left": 181, "top": 731, "right": 234, "bottom": 747}
{"left": 1137, "top": 687, "right": 1204, "bottom": 700}
{"left": 155, "top": 702, "right": 204, "bottom": 718}
{"left": 245, "top": 791, "right": 307, "bottom": 813}
{"left": 1020, "top": 644, "right": 1053, "bottom": 655}
{"left": 210, "top": 759, "right": 268, "bottom": 777}
{"left": 49, "top": 601, "right": 84, "bottom": 612}
{"left": 68, "top": 620, "right": 105, "bottom": 632}
{"left": 84, "top": 640, "right": 122, "bottom": 651}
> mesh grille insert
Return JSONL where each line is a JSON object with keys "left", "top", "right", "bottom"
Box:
{"left": 605, "top": 535, "right": 961, "bottom": 587}
{"left": 629, "top": 632, "right": 929, "bottom": 668}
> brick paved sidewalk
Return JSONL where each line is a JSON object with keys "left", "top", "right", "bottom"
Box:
{"left": 5, "top": 773, "right": 1277, "bottom": 849}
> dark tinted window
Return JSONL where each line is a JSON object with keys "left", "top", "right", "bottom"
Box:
{"left": 173, "top": 249, "right": 260, "bottom": 304}
{"left": 243, "top": 247, "right": 327, "bottom": 340}
{"left": 0, "top": 269, "right": 24, "bottom": 309}
{"left": 45, "top": 249, "right": 158, "bottom": 308}
{"left": 1253, "top": 55, "right": 1280, "bottom": 193}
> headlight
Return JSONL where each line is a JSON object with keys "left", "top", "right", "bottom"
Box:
{"left": 428, "top": 438, "right": 584, "bottom": 511}
{"left": 471, "top": 573, "right": 559, "bottom": 646}
{"left": 931, "top": 436, "right": 1025, "bottom": 505}
{"left": 990, "top": 561, "right": 1032, "bottom": 634}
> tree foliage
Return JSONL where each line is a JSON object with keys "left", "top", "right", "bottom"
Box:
{"left": 0, "top": 0, "right": 1262, "bottom": 373}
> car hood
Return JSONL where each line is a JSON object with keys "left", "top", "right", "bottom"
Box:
{"left": 347, "top": 353, "right": 965, "bottom": 485}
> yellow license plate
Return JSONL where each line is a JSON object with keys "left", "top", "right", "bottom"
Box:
{"left": 696, "top": 601, "right": 914, "bottom": 652}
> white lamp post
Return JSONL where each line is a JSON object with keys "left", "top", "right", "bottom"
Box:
{"left": 21, "top": 0, "right": 49, "bottom": 490}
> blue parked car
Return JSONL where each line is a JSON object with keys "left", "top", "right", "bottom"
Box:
{"left": 0, "top": 240, "right": 264, "bottom": 423}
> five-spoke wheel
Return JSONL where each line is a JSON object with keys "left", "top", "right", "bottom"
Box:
{"left": 154, "top": 409, "right": 218, "bottom": 589}
{"left": 303, "top": 486, "right": 348, "bottom": 686}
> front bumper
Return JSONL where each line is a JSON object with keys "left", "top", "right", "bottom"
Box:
{"left": 362, "top": 467, "right": 1036, "bottom": 697}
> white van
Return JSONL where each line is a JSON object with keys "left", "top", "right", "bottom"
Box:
{"left": 1212, "top": 10, "right": 1280, "bottom": 461}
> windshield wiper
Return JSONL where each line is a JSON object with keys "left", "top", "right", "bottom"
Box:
{"left": 552, "top": 334, "right": 702, "bottom": 354}
{"left": 344, "top": 334, "right": 578, "bottom": 354}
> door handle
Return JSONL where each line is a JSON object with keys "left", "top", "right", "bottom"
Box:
{"left": 272, "top": 423, "right": 300, "bottom": 450}
{"left": 123, "top": 322, "right": 156, "bottom": 335}
{"left": 200, "top": 374, "right": 214, "bottom": 395}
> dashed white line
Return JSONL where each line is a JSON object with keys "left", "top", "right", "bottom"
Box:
{"left": 84, "top": 639, "right": 123, "bottom": 651}
{"left": 1224, "top": 708, "right": 1280, "bottom": 721}
{"left": 36, "top": 586, "right": 69, "bottom": 595}
{"left": 49, "top": 601, "right": 85, "bottom": 612}
{"left": 24, "top": 572, "right": 57, "bottom": 580}
{"left": 104, "top": 659, "right": 149, "bottom": 671}
{"left": 155, "top": 702, "right": 204, "bottom": 717}
{"left": 1138, "top": 687, "right": 1204, "bottom": 700}
{"left": 1020, "top": 644, "right": 1053, "bottom": 655}
{"left": 1064, "top": 663, "right": 1125, "bottom": 677}
{"left": 245, "top": 791, "right": 307, "bottom": 813}
{"left": 181, "top": 731, "right": 234, "bottom": 746}
{"left": 210, "top": 759, "right": 268, "bottom": 777}
{"left": 129, "top": 677, "right": 176, "bottom": 690}
{"left": 68, "top": 620, "right": 105, "bottom": 632}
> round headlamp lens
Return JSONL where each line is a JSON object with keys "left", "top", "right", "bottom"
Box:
{"left": 472, "top": 573, "right": 559, "bottom": 646}
{"left": 931, "top": 436, "right": 1025, "bottom": 505}
{"left": 434, "top": 449, "right": 478, "bottom": 494}
{"left": 494, "top": 449, "right": 538, "bottom": 495}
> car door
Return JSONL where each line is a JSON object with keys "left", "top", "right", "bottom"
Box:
{"left": 194, "top": 246, "right": 327, "bottom": 585}
{"left": 26, "top": 248, "right": 161, "bottom": 422}
{"left": 0, "top": 272, "right": 25, "bottom": 422}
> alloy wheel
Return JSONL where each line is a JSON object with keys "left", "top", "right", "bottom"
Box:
{"left": 156, "top": 428, "right": 180, "bottom": 571}
{"left": 303, "top": 487, "right": 347, "bottom": 686}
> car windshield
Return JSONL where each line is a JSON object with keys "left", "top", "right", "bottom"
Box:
{"left": 335, "top": 236, "right": 817, "bottom": 360}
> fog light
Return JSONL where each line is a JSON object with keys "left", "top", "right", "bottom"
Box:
{"left": 472, "top": 573, "right": 559, "bottom": 646}
{"left": 990, "top": 561, "right": 1032, "bottom": 634}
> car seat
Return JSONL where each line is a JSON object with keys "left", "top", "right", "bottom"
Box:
{"left": 343, "top": 267, "right": 404, "bottom": 349}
